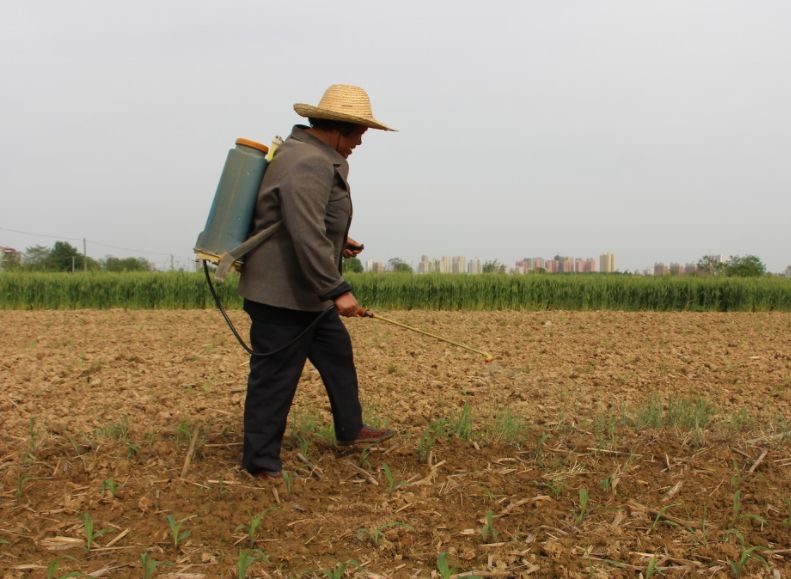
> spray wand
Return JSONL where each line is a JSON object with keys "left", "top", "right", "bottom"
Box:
{"left": 361, "top": 310, "right": 495, "bottom": 363}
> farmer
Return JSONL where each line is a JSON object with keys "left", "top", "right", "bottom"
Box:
{"left": 237, "top": 84, "right": 396, "bottom": 478}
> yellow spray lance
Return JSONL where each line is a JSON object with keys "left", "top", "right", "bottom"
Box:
{"left": 360, "top": 310, "right": 495, "bottom": 363}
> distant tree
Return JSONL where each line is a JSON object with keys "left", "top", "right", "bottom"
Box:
{"left": 1, "top": 251, "right": 21, "bottom": 271}
{"left": 482, "top": 260, "right": 506, "bottom": 274}
{"left": 696, "top": 255, "right": 726, "bottom": 276}
{"left": 103, "top": 256, "right": 151, "bottom": 272}
{"left": 388, "top": 257, "right": 413, "bottom": 273}
{"left": 46, "top": 241, "right": 83, "bottom": 272}
{"left": 22, "top": 245, "right": 52, "bottom": 271}
{"left": 784, "top": 265, "right": 791, "bottom": 278}
{"left": 344, "top": 256, "right": 363, "bottom": 273}
{"left": 724, "top": 255, "right": 766, "bottom": 277}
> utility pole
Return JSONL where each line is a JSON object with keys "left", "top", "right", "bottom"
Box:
{"left": 71, "top": 256, "right": 76, "bottom": 273}
{"left": 83, "top": 238, "right": 87, "bottom": 272}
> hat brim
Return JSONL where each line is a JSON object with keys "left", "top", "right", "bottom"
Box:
{"left": 293, "top": 103, "right": 395, "bottom": 131}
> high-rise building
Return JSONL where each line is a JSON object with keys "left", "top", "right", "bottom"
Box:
{"left": 654, "top": 262, "right": 669, "bottom": 276}
{"left": 600, "top": 252, "right": 615, "bottom": 273}
{"left": 452, "top": 256, "right": 466, "bottom": 274}
{"left": 467, "top": 258, "right": 482, "bottom": 274}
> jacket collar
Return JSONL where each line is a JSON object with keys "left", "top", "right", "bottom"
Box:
{"left": 289, "top": 125, "right": 347, "bottom": 167}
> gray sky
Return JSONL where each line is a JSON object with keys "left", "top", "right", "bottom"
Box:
{"left": 1, "top": 0, "right": 789, "bottom": 273}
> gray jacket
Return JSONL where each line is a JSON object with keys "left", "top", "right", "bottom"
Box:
{"left": 237, "top": 125, "right": 353, "bottom": 311}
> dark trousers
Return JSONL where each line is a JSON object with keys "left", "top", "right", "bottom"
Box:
{"left": 242, "top": 301, "right": 363, "bottom": 474}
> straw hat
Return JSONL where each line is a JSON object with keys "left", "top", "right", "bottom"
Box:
{"left": 294, "top": 84, "right": 395, "bottom": 131}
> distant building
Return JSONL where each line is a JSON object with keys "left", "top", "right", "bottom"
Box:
{"left": 654, "top": 262, "right": 669, "bottom": 276}
{"left": 684, "top": 262, "right": 698, "bottom": 275}
{"left": 452, "top": 256, "right": 466, "bottom": 274}
{"left": 467, "top": 258, "right": 481, "bottom": 274}
{"left": 585, "top": 258, "right": 597, "bottom": 273}
{"left": 372, "top": 261, "right": 385, "bottom": 273}
{"left": 669, "top": 262, "right": 683, "bottom": 276}
{"left": 0, "top": 246, "right": 21, "bottom": 270}
{"left": 600, "top": 252, "right": 616, "bottom": 273}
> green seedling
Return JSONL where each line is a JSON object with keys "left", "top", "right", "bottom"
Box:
{"left": 356, "top": 522, "right": 411, "bottom": 547}
{"left": 573, "top": 488, "right": 590, "bottom": 525}
{"left": 481, "top": 510, "right": 498, "bottom": 543}
{"left": 165, "top": 515, "right": 191, "bottom": 550}
{"left": 417, "top": 418, "right": 450, "bottom": 461}
{"left": 436, "top": 551, "right": 458, "bottom": 579}
{"left": 16, "top": 473, "right": 31, "bottom": 503}
{"left": 536, "top": 479, "right": 564, "bottom": 500}
{"left": 46, "top": 557, "right": 80, "bottom": 579}
{"left": 644, "top": 556, "right": 659, "bottom": 578}
{"left": 452, "top": 403, "right": 473, "bottom": 440}
{"left": 783, "top": 499, "right": 791, "bottom": 528}
{"left": 236, "top": 549, "right": 269, "bottom": 579}
{"left": 236, "top": 508, "right": 276, "bottom": 548}
{"left": 381, "top": 463, "right": 404, "bottom": 494}
{"left": 322, "top": 560, "right": 360, "bottom": 579}
{"left": 599, "top": 476, "right": 612, "bottom": 493}
{"left": 100, "top": 479, "right": 120, "bottom": 498}
{"left": 81, "top": 513, "right": 110, "bottom": 551}
{"left": 730, "top": 490, "right": 767, "bottom": 527}
{"left": 648, "top": 503, "right": 679, "bottom": 534}
{"left": 282, "top": 470, "right": 295, "bottom": 495}
{"left": 723, "top": 528, "right": 769, "bottom": 577}
{"left": 488, "top": 409, "right": 529, "bottom": 443}
{"left": 139, "top": 552, "right": 171, "bottom": 579}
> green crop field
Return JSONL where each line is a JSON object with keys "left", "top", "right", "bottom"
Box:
{"left": 1, "top": 271, "right": 789, "bottom": 311}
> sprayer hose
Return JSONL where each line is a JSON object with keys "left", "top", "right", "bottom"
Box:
{"left": 202, "top": 260, "right": 331, "bottom": 357}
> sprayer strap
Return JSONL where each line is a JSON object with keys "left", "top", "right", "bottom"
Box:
{"left": 216, "top": 221, "right": 283, "bottom": 281}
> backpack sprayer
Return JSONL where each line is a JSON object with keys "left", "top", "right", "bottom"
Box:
{"left": 194, "top": 137, "right": 494, "bottom": 363}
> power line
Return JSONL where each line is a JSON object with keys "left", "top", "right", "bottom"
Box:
{"left": 0, "top": 226, "right": 193, "bottom": 260}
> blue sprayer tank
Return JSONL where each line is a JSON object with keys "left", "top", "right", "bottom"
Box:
{"left": 194, "top": 138, "right": 270, "bottom": 267}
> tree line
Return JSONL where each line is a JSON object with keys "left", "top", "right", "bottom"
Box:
{"left": 1, "top": 241, "right": 153, "bottom": 272}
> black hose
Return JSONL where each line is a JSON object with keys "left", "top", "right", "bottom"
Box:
{"left": 202, "top": 260, "right": 331, "bottom": 357}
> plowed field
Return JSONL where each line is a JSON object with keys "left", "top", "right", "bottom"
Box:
{"left": 1, "top": 310, "right": 790, "bottom": 578}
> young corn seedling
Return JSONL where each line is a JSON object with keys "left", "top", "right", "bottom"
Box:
{"left": 236, "top": 507, "right": 276, "bottom": 548}
{"left": 15, "top": 473, "right": 31, "bottom": 503}
{"left": 322, "top": 560, "right": 359, "bottom": 579}
{"left": 644, "top": 556, "right": 659, "bottom": 578}
{"left": 139, "top": 552, "right": 169, "bottom": 579}
{"left": 731, "top": 490, "right": 767, "bottom": 527}
{"left": 356, "top": 522, "right": 411, "bottom": 547}
{"left": 46, "top": 557, "right": 80, "bottom": 579}
{"left": 165, "top": 515, "right": 191, "bottom": 550}
{"left": 236, "top": 549, "right": 269, "bottom": 579}
{"left": 381, "top": 463, "right": 404, "bottom": 494}
{"left": 573, "top": 488, "right": 590, "bottom": 525}
{"left": 648, "top": 503, "right": 679, "bottom": 534}
{"left": 723, "top": 528, "right": 769, "bottom": 577}
{"left": 100, "top": 478, "right": 120, "bottom": 498}
{"left": 436, "top": 551, "right": 458, "bottom": 579}
{"left": 783, "top": 499, "right": 791, "bottom": 528}
{"left": 81, "top": 512, "right": 110, "bottom": 551}
{"left": 480, "top": 511, "right": 498, "bottom": 543}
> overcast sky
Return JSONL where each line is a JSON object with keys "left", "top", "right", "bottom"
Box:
{"left": 1, "top": 0, "right": 789, "bottom": 273}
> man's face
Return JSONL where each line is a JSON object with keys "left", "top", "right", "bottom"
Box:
{"left": 337, "top": 126, "right": 368, "bottom": 158}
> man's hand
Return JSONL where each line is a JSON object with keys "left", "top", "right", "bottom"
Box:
{"left": 343, "top": 236, "right": 364, "bottom": 258}
{"left": 334, "top": 292, "right": 362, "bottom": 317}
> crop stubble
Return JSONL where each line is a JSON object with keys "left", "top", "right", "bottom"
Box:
{"left": 1, "top": 310, "right": 790, "bottom": 577}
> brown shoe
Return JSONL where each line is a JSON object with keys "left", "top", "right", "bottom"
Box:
{"left": 252, "top": 469, "right": 282, "bottom": 480}
{"left": 337, "top": 426, "right": 395, "bottom": 447}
